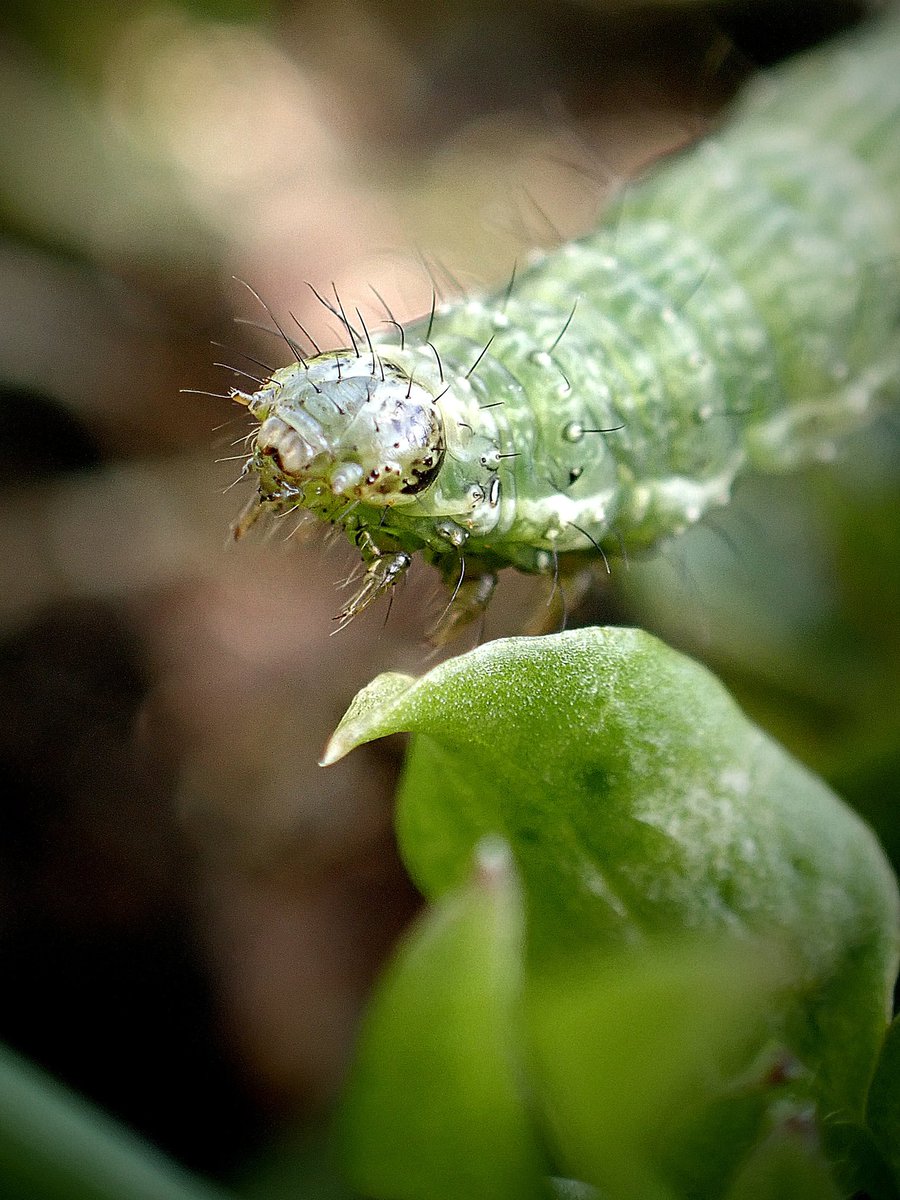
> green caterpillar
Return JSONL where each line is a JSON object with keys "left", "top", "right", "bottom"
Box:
{"left": 230, "top": 12, "right": 900, "bottom": 638}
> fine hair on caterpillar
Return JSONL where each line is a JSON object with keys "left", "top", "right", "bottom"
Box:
{"left": 222, "top": 12, "right": 900, "bottom": 643}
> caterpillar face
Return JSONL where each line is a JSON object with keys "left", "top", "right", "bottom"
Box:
{"left": 234, "top": 352, "right": 445, "bottom": 516}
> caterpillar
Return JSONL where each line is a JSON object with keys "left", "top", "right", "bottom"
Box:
{"left": 229, "top": 11, "right": 900, "bottom": 639}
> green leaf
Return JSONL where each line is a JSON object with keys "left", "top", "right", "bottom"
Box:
{"left": 0, "top": 1043, "right": 232, "bottom": 1200}
{"left": 821, "top": 1120, "right": 900, "bottom": 1200}
{"left": 336, "top": 839, "right": 548, "bottom": 1200}
{"left": 867, "top": 1014, "right": 900, "bottom": 1187}
{"left": 526, "top": 938, "right": 788, "bottom": 1200}
{"left": 723, "top": 1119, "right": 842, "bottom": 1200}
{"left": 325, "top": 628, "right": 900, "bottom": 1124}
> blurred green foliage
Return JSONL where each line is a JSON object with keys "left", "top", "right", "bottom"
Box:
{"left": 328, "top": 629, "right": 899, "bottom": 1197}
{"left": 0, "top": 1043, "right": 235, "bottom": 1200}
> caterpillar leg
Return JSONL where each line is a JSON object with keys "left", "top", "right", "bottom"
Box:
{"left": 231, "top": 492, "right": 300, "bottom": 540}
{"left": 429, "top": 567, "right": 497, "bottom": 645}
{"left": 334, "top": 533, "right": 411, "bottom": 631}
{"left": 231, "top": 493, "right": 265, "bottom": 540}
{"left": 526, "top": 564, "right": 597, "bottom": 636}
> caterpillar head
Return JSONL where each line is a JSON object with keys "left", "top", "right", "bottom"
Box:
{"left": 233, "top": 352, "right": 445, "bottom": 521}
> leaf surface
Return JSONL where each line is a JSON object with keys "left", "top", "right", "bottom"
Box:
{"left": 327, "top": 628, "right": 899, "bottom": 1121}
{"left": 336, "top": 841, "right": 547, "bottom": 1200}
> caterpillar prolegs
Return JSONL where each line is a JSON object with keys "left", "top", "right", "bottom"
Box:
{"left": 230, "top": 12, "right": 900, "bottom": 639}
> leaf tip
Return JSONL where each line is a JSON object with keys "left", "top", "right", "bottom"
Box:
{"left": 321, "top": 670, "right": 417, "bottom": 766}
{"left": 318, "top": 739, "right": 346, "bottom": 768}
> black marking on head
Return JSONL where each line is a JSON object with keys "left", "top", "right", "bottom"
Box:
{"left": 400, "top": 446, "right": 445, "bottom": 495}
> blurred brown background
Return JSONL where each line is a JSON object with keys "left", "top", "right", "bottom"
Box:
{"left": 0, "top": 0, "right": 892, "bottom": 1193}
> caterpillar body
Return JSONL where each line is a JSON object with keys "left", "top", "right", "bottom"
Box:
{"left": 231, "top": 13, "right": 900, "bottom": 637}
